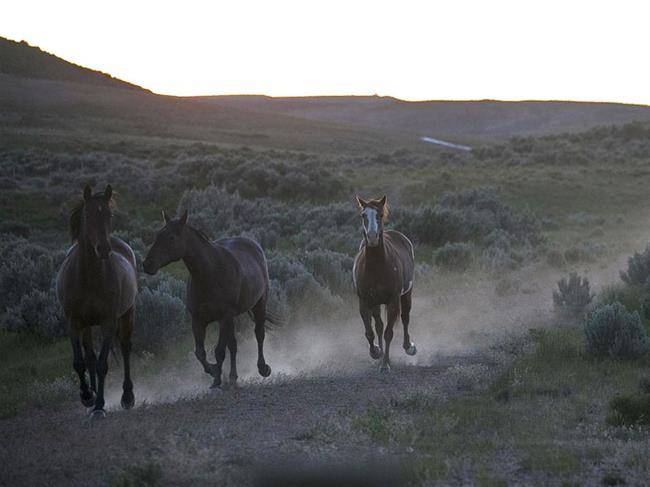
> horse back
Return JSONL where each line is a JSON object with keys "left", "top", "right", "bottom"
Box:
{"left": 384, "top": 230, "right": 415, "bottom": 295}
{"left": 214, "top": 236, "right": 269, "bottom": 305}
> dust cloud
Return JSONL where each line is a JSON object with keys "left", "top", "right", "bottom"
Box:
{"left": 104, "top": 212, "right": 650, "bottom": 410}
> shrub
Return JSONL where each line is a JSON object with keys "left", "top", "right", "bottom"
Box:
{"left": 301, "top": 250, "right": 353, "bottom": 297}
{"left": 0, "top": 238, "right": 64, "bottom": 313}
{"left": 621, "top": 244, "right": 650, "bottom": 286}
{"left": 584, "top": 303, "right": 649, "bottom": 358}
{"left": 434, "top": 242, "right": 474, "bottom": 272}
{"left": 553, "top": 273, "right": 594, "bottom": 320}
{"left": 4, "top": 287, "right": 66, "bottom": 338}
{"left": 545, "top": 249, "right": 566, "bottom": 269}
{"left": 606, "top": 393, "right": 650, "bottom": 426}
{"left": 133, "top": 286, "right": 187, "bottom": 352}
{"left": 564, "top": 242, "right": 605, "bottom": 264}
{"left": 598, "top": 283, "right": 644, "bottom": 315}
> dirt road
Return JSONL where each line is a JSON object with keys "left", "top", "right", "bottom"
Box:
{"left": 0, "top": 349, "right": 500, "bottom": 486}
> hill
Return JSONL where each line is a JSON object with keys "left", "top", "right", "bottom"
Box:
{"left": 0, "top": 37, "right": 145, "bottom": 91}
{"left": 2, "top": 36, "right": 650, "bottom": 152}
{"left": 197, "top": 95, "right": 650, "bottom": 143}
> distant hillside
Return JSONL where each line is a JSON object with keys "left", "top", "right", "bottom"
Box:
{"left": 198, "top": 95, "right": 650, "bottom": 143}
{"left": 2, "top": 35, "right": 650, "bottom": 152}
{"left": 0, "top": 37, "right": 145, "bottom": 91}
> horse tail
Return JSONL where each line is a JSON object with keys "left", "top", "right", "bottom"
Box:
{"left": 264, "top": 310, "right": 284, "bottom": 329}
{"left": 247, "top": 309, "right": 285, "bottom": 330}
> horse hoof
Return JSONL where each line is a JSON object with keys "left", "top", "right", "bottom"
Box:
{"left": 90, "top": 409, "right": 106, "bottom": 420}
{"left": 405, "top": 343, "right": 417, "bottom": 356}
{"left": 369, "top": 346, "right": 382, "bottom": 360}
{"left": 379, "top": 363, "right": 391, "bottom": 374}
{"left": 258, "top": 364, "right": 272, "bottom": 378}
{"left": 80, "top": 391, "right": 96, "bottom": 408}
{"left": 121, "top": 392, "right": 135, "bottom": 410}
{"left": 210, "top": 379, "right": 222, "bottom": 390}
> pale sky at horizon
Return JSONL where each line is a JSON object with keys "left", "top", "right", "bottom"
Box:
{"left": 2, "top": 0, "right": 649, "bottom": 105}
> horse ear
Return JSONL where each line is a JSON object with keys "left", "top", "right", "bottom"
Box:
{"left": 83, "top": 184, "right": 92, "bottom": 201}
{"left": 356, "top": 196, "right": 368, "bottom": 208}
{"left": 378, "top": 195, "right": 387, "bottom": 208}
{"left": 104, "top": 184, "right": 113, "bottom": 201}
{"left": 179, "top": 209, "right": 188, "bottom": 226}
{"left": 162, "top": 210, "right": 170, "bottom": 224}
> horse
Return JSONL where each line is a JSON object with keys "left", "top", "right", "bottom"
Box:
{"left": 353, "top": 195, "right": 416, "bottom": 372}
{"left": 142, "top": 209, "right": 273, "bottom": 388}
{"left": 56, "top": 184, "right": 138, "bottom": 418}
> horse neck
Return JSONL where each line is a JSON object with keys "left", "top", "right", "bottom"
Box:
{"left": 181, "top": 227, "right": 220, "bottom": 280}
{"left": 363, "top": 233, "right": 388, "bottom": 264}
{"left": 77, "top": 231, "right": 108, "bottom": 285}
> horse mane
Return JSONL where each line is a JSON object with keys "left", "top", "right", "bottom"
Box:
{"left": 68, "top": 192, "right": 115, "bottom": 242}
{"left": 187, "top": 223, "right": 213, "bottom": 245}
{"left": 69, "top": 200, "right": 84, "bottom": 241}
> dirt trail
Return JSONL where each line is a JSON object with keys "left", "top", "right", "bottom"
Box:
{"left": 0, "top": 353, "right": 497, "bottom": 486}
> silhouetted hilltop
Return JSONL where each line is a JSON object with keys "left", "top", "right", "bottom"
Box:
{"left": 0, "top": 36, "right": 145, "bottom": 90}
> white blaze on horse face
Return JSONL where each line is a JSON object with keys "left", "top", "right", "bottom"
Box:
{"left": 363, "top": 207, "right": 380, "bottom": 247}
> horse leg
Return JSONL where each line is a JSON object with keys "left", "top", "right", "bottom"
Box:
{"left": 372, "top": 305, "right": 384, "bottom": 355}
{"left": 91, "top": 322, "right": 116, "bottom": 418}
{"left": 212, "top": 318, "right": 233, "bottom": 389}
{"left": 71, "top": 325, "right": 94, "bottom": 407}
{"left": 227, "top": 332, "right": 238, "bottom": 384}
{"left": 252, "top": 295, "right": 271, "bottom": 377}
{"left": 360, "top": 298, "right": 381, "bottom": 359}
{"left": 380, "top": 299, "right": 401, "bottom": 373}
{"left": 192, "top": 317, "right": 217, "bottom": 377}
{"left": 118, "top": 308, "right": 135, "bottom": 409}
{"left": 401, "top": 290, "right": 417, "bottom": 356}
{"left": 82, "top": 327, "right": 97, "bottom": 395}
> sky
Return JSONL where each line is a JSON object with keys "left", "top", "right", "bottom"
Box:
{"left": 2, "top": 0, "right": 649, "bottom": 104}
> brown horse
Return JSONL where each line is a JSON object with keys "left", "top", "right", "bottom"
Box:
{"left": 142, "top": 210, "right": 273, "bottom": 388}
{"left": 353, "top": 196, "right": 416, "bottom": 372}
{"left": 56, "top": 185, "right": 138, "bottom": 418}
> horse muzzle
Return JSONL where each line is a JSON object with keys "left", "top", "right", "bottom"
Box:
{"left": 95, "top": 243, "right": 111, "bottom": 260}
{"left": 365, "top": 232, "right": 380, "bottom": 247}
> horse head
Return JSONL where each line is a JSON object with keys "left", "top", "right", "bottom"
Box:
{"left": 356, "top": 195, "right": 388, "bottom": 247}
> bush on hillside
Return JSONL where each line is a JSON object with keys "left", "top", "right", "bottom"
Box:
{"left": 434, "top": 242, "right": 474, "bottom": 272}
{"left": 621, "top": 244, "right": 650, "bottom": 286}
{"left": 0, "top": 237, "right": 65, "bottom": 314}
{"left": 552, "top": 273, "right": 593, "bottom": 320}
{"left": 607, "top": 393, "right": 650, "bottom": 426}
{"left": 584, "top": 302, "right": 648, "bottom": 359}
{"left": 4, "top": 287, "right": 66, "bottom": 338}
{"left": 133, "top": 286, "right": 187, "bottom": 352}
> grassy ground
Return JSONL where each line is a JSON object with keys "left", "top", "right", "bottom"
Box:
{"left": 0, "top": 331, "right": 72, "bottom": 417}
{"left": 350, "top": 326, "right": 650, "bottom": 485}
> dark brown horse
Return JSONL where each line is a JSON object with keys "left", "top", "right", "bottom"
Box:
{"left": 56, "top": 185, "right": 138, "bottom": 418}
{"left": 142, "top": 210, "right": 273, "bottom": 388}
{"left": 353, "top": 196, "right": 416, "bottom": 372}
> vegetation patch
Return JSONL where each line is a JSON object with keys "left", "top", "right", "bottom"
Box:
{"left": 607, "top": 393, "right": 650, "bottom": 426}
{"left": 110, "top": 462, "right": 163, "bottom": 487}
{"left": 584, "top": 302, "right": 649, "bottom": 359}
{"left": 552, "top": 273, "right": 594, "bottom": 320}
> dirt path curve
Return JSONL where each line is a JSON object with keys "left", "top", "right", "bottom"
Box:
{"left": 0, "top": 352, "right": 496, "bottom": 487}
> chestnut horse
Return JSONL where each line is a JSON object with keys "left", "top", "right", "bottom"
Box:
{"left": 56, "top": 185, "right": 138, "bottom": 418}
{"left": 353, "top": 196, "right": 416, "bottom": 372}
{"left": 142, "top": 210, "right": 273, "bottom": 388}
